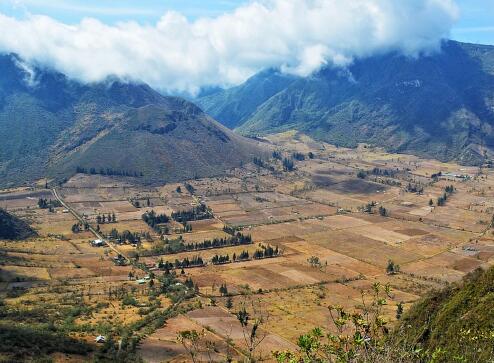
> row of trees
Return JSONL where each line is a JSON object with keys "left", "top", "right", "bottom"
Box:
{"left": 147, "top": 233, "right": 253, "bottom": 256}
{"left": 155, "top": 244, "right": 279, "bottom": 270}
{"left": 437, "top": 185, "right": 455, "bottom": 206}
{"left": 184, "top": 183, "right": 195, "bottom": 194}
{"left": 183, "top": 233, "right": 252, "bottom": 252}
{"left": 211, "top": 254, "right": 230, "bottom": 265}
{"left": 171, "top": 204, "right": 213, "bottom": 223}
{"left": 371, "top": 167, "right": 397, "bottom": 177}
{"left": 157, "top": 256, "right": 205, "bottom": 270}
{"left": 272, "top": 151, "right": 282, "bottom": 160}
{"left": 292, "top": 152, "right": 306, "bottom": 161}
{"left": 282, "top": 158, "right": 295, "bottom": 172}
{"left": 75, "top": 166, "right": 143, "bottom": 177}
{"left": 254, "top": 153, "right": 305, "bottom": 173}
{"left": 235, "top": 250, "right": 250, "bottom": 261}
{"left": 107, "top": 228, "right": 151, "bottom": 244}
{"left": 182, "top": 223, "right": 193, "bottom": 233}
{"left": 71, "top": 222, "right": 89, "bottom": 233}
{"left": 142, "top": 208, "right": 203, "bottom": 235}
{"left": 142, "top": 210, "right": 170, "bottom": 232}
{"left": 38, "top": 198, "right": 62, "bottom": 210}
{"left": 96, "top": 213, "right": 116, "bottom": 224}
{"left": 253, "top": 157, "right": 267, "bottom": 168}
{"left": 406, "top": 182, "right": 424, "bottom": 194}
{"left": 253, "top": 156, "right": 276, "bottom": 172}
{"left": 222, "top": 225, "right": 239, "bottom": 235}
{"left": 358, "top": 168, "right": 398, "bottom": 179}
{"left": 252, "top": 244, "right": 280, "bottom": 259}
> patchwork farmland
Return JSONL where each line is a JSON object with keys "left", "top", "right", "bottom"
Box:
{"left": 1, "top": 133, "right": 494, "bottom": 362}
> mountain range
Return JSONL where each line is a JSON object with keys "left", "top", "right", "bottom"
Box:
{"left": 198, "top": 41, "right": 494, "bottom": 165}
{"left": 0, "top": 55, "right": 263, "bottom": 187}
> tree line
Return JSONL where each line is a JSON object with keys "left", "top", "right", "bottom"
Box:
{"left": 76, "top": 166, "right": 143, "bottom": 177}
{"left": 158, "top": 256, "right": 205, "bottom": 270}
{"left": 38, "top": 198, "right": 62, "bottom": 211}
{"left": 142, "top": 210, "right": 170, "bottom": 232}
{"left": 96, "top": 213, "right": 116, "bottom": 224}
{"left": 107, "top": 228, "right": 152, "bottom": 244}
{"left": 140, "top": 233, "right": 253, "bottom": 256}
{"left": 155, "top": 243, "right": 280, "bottom": 270}
{"left": 171, "top": 204, "right": 213, "bottom": 223}
{"left": 437, "top": 185, "right": 455, "bottom": 206}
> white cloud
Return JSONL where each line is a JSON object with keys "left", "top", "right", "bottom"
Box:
{"left": 13, "top": 57, "right": 38, "bottom": 87}
{"left": 0, "top": 0, "right": 459, "bottom": 94}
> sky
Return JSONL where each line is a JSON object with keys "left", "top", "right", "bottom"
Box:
{"left": 0, "top": 0, "right": 492, "bottom": 94}
{"left": 450, "top": 0, "right": 494, "bottom": 44}
{"left": 0, "top": 1, "right": 248, "bottom": 23}
{"left": 2, "top": 0, "right": 492, "bottom": 44}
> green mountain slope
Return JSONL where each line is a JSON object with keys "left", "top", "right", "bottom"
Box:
{"left": 0, "top": 55, "right": 263, "bottom": 187}
{"left": 201, "top": 41, "right": 494, "bottom": 165}
{"left": 196, "top": 69, "right": 297, "bottom": 129}
{"left": 0, "top": 208, "right": 36, "bottom": 240}
{"left": 393, "top": 266, "right": 494, "bottom": 362}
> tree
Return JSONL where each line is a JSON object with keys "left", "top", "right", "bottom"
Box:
{"left": 429, "top": 199, "right": 434, "bottom": 206}
{"left": 307, "top": 256, "right": 322, "bottom": 269}
{"left": 396, "top": 301, "right": 404, "bottom": 320}
{"left": 282, "top": 158, "right": 294, "bottom": 172}
{"left": 38, "top": 198, "right": 48, "bottom": 209}
{"left": 177, "top": 330, "right": 202, "bottom": 363}
{"left": 378, "top": 206, "right": 387, "bottom": 217}
{"left": 363, "top": 201, "right": 376, "bottom": 213}
{"left": 226, "top": 296, "right": 233, "bottom": 309}
{"left": 236, "top": 298, "right": 269, "bottom": 362}
{"left": 386, "top": 259, "right": 400, "bottom": 275}
{"left": 219, "top": 283, "right": 228, "bottom": 296}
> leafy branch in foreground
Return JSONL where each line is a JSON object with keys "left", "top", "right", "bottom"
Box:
{"left": 273, "top": 282, "right": 394, "bottom": 363}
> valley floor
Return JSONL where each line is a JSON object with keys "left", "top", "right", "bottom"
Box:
{"left": 1, "top": 132, "right": 494, "bottom": 362}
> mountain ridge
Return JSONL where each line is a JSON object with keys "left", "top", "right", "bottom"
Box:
{"left": 0, "top": 208, "right": 37, "bottom": 240}
{"left": 0, "top": 54, "right": 264, "bottom": 187}
{"left": 198, "top": 40, "right": 494, "bottom": 165}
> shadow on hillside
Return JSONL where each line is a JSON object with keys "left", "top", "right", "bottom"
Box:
{"left": 0, "top": 323, "right": 92, "bottom": 358}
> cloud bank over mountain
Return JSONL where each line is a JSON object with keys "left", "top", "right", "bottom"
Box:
{"left": 0, "top": 0, "right": 459, "bottom": 94}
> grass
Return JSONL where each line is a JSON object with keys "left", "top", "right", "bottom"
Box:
{"left": 394, "top": 266, "right": 494, "bottom": 362}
